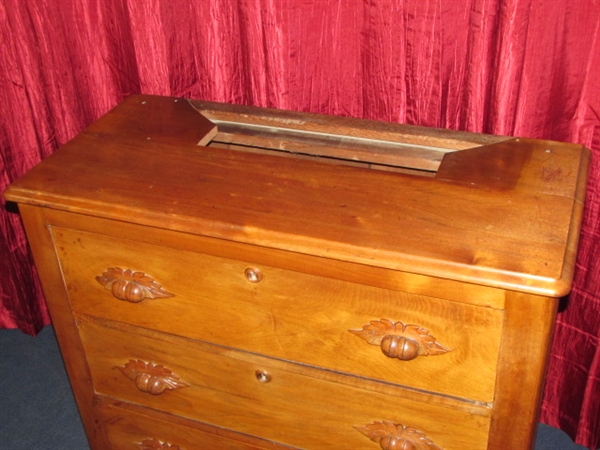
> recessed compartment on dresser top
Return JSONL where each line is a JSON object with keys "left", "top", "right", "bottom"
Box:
{"left": 53, "top": 225, "right": 503, "bottom": 403}
{"left": 79, "top": 317, "right": 491, "bottom": 450}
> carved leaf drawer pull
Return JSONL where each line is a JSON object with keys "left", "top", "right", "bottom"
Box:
{"left": 356, "top": 421, "right": 443, "bottom": 450}
{"left": 96, "top": 267, "right": 174, "bottom": 303}
{"left": 116, "top": 359, "right": 190, "bottom": 395}
{"left": 349, "top": 319, "right": 451, "bottom": 361}
{"left": 137, "top": 438, "right": 183, "bottom": 449}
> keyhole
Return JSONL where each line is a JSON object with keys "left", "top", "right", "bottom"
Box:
{"left": 255, "top": 370, "right": 271, "bottom": 383}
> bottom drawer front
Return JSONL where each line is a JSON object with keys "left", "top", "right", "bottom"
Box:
{"left": 80, "top": 318, "right": 490, "bottom": 450}
{"left": 98, "top": 402, "right": 287, "bottom": 450}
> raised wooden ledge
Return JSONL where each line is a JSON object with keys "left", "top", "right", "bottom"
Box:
{"left": 191, "top": 99, "right": 511, "bottom": 175}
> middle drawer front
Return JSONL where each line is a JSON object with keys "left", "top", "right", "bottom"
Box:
{"left": 79, "top": 318, "right": 490, "bottom": 450}
{"left": 53, "top": 226, "right": 503, "bottom": 402}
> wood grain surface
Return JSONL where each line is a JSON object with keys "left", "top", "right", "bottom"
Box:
{"left": 4, "top": 94, "right": 589, "bottom": 450}
{"left": 4, "top": 95, "right": 589, "bottom": 296}
{"left": 53, "top": 225, "right": 503, "bottom": 402}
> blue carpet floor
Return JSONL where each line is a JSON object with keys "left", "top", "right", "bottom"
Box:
{"left": 0, "top": 326, "right": 589, "bottom": 449}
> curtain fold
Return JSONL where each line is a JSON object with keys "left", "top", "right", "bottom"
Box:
{"left": 1, "top": 0, "right": 598, "bottom": 447}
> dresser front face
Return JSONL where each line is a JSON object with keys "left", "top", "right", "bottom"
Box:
{"left": 53, "top": 225, "right": 504, "bottom": 403}
{"left": 10, "top": 96, "right": 583, "bottom": 450}
{"left": 21, "top": 206, "right": 517, "bottom": 450}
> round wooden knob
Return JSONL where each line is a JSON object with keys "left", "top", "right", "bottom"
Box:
{"left": 357, "top": 421, "right": 442, "bottom": 450}
{"left": 245, "top": 267, "right": 263, "bottom": 283}
{"left": 350, "top": 319, "right": 450, "bottom": 363}
{"left": 115, "top": 360, "right": 190, "bottom": 396}
{"left": 135, "top": 372, "right": 169, "bottom": 395}
{"left": 112, "top": 279, "right": 146, "bottom": 302}
{"left": 96, "top": 268, "right": 174, "bottom": 303}
{"left": 380, "top": 335, "right": 420, "bottom": 361}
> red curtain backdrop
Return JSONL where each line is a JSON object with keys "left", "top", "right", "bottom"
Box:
{"left": 1, "top": 0, "right": 598, "bottom": 447}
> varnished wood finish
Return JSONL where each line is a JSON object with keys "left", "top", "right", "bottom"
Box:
{"left": 5, "top": 96, "right": 589, "bottom": 297}
{"left": 190, "top": 99, "right": 509, "bottom": 150}
{"left": 98, "top": 402, "right": 291, "bottom": 449}
{"left": 52, "top": 224, "right": 504, "bottom": 402}
{"left": 349, "top": 319, "right": 452, "bottom": 361}
{"left": 487, "top": 292, "right": 560, "bottom": 449}
{"left": 35, "top": 208, "right": 510, "bottom": 310}
{"left": 79, "top": 317, "right": 491, "bottom": 450}
{"left": 16, "top": 205, "right": 111, "bottom": 449}
{"left": 96, "top": 267, "right": 174, "bottom": 303}
{"left": 4, "top": 95, "right": 590, "bottom": 449}
{"left": 114, "top": 359, "right": 190, "bottom": 395}
{"left": 356, "top": 421, "right": 444, "bottom": 450}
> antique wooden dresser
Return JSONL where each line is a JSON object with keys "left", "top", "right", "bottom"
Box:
{"left": 4, "top": 95, "right": 589, "bottom": 449}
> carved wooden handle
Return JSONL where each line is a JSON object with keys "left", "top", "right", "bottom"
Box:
{"left": 115, "top": 359, "right": 190, "bottom": 395}
{"left": 96, "top": 267, "right": 174, "bottom": 303}
{"left": 356, "top": 421, "right": 443, "bottom": 450}
{"left": 349, "top": 319, "right": 451, "bottom": 361}
{"left": 136, "top": 438, "right": 183, "bottom": 449}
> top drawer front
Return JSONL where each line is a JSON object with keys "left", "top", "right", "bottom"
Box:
{"left": 53, "top": 226, "right": 503, "bottom": 402}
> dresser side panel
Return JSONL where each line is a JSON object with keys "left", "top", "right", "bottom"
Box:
{"left": 487, "top": 292, "right": 558, "bottom": 450}
{"left": 18, "top": 205, "right": 109, "bottom": 448}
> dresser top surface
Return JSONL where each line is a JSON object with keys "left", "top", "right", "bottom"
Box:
{"left": 5, "top": 95, "right": 589, "bottom": 296}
